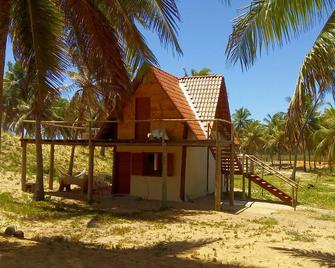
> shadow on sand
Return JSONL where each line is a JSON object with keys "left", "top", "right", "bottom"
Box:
{"left": 271, "top": 247, "right": 335, "bottom": 268}
{"left": 0, "top": 236, "right": 259, "bottom": 268}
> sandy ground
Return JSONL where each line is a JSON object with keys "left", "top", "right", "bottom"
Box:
{"left": 0, "top": 172, "right": 335, "bottom": 267}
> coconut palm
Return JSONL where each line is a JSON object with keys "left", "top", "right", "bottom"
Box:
{"left": 1, "top": 0, "right": 182, "bottom": 200}
{"left": 226, "top": 1, "right": 335, "bottom": 179}
{"left": 2, "top": 61, "right": 31, "bottom": 132}
{"left": 232, "top": 107, "right": 252, "bottom": 136}
{"left": 63, "top": 68, "right": 108, "bottom": 175}
{"left": 314, "top": 107, "right": 335, "bottom": 170}
{"left": 240, "top": 120, "right": 266, "bottom": 154}
{"left": 264, "top": 112, "right": 286, "bottom": 169}
{"left": 226, "top": 1, "right": 335, "bottom": 116}
{"left": 191, "top": 67, "right": 212, "bottom": 76}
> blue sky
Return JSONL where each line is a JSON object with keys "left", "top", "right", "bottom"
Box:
{"left": 140, "top": 0, "right": 326, "bottom": 120}
{"left": 4, "top": 0, "right": 326, "bottom": 121}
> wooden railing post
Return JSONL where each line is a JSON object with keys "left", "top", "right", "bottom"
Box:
{"left": 229, "top": 126, "right": 234, "bottom": 206}
{"left": 21, "top": 141, "right": 27, "bottom": 191}
{"left": 161, "top": 138, "right": 168, "bottom": 208}
{"left": 49, "top": 143, "right": 55, "bottom": 190}
{"left": 214, "top": 121, "right": 222, "bottom": 211}
{"left": 88, "top": 121, "right": 94, "bottom": 203}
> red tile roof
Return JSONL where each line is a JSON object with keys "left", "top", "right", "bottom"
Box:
{"left": 96, "top": 66, "right": 232, "bottom": 141}
{"left": 151, "top": 67, "right": 207, "bottom": 140}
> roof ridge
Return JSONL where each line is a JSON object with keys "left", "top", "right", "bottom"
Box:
{"left": 151, "top": 65, "right": 179, "bottom": 80}
{"left": 179, "top": 74, "right": 223, "bottom": 79}
{"left": 178, "top": 81, "right": 207, "bottom": 135}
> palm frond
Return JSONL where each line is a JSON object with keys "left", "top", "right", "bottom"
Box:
{"left": 99, "top": 0, "right": 158, "bottom": 74}
{"left": 133, "top": 0, "right": 182, "bottom": 55}
{"left": 61, "top": 0, "right": 131, "bottom": 95}
{"left": 287, "top": 10, "right": 335, "bottom": 131}
{"left": 10, "top": 0, "right": 68, "bottom": 106}
{"left": 226, "top": 0, "right": 334, "bottom": 69}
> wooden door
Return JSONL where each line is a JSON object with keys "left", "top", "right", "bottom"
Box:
{"left": 135, "top": 97, "right": 151, "bottom": 140}
{"left": 114, "top": 152, "right": 131, "bottom": 194}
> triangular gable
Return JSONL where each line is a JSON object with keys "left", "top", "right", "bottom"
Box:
{"left": 151, "top": 67, "right": 207, "bottom": 140}
{"left": 96, "top": 66, "right": 232, "bottom": 141}
{"left": 179, "top": 75, "right": 232, "bottom": 135}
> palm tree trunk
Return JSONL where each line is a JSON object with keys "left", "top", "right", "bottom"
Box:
{"left": 302, "top": 138, "right": 306, "bottom": 172}
{"left": 67, "top": 128, "right": 80, "bottom": 176}
{"left": 289, "top": 151, "right": 292, "bottom": 167}
{"left": 68, "top": 145, "right": 76, "bottom": 176}
{"left": 0, "top": 0, "right": 11, "bottom": 155}
{"left": 100, "top": 146, "right": 105, "bottom": 156}
{"left": 308, "top": 148, "right": 311, "bottom": 171}
{"left": 34, "top": 111, "right": 45, "bottom": 201}
{"left": 291, "top": 93, "right": 322, "bottom": 180}
{"left": 278, "top": 151, "right": 282, "bottom": 170}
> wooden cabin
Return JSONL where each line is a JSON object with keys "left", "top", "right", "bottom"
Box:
{"left": 96, "top": 66, "right": 234, "bottom": 202}
{"left": 20, "top": 66, "right": 298, "bottom": 208}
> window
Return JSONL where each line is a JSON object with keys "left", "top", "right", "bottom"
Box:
{"left": 132, "top": 153, "right": 174, "bottom": 177}
{"left": 144, "top": 153, "right": 162, "bottom": 176}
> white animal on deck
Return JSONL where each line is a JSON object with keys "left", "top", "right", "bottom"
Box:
{"left": 147, "top": 129, "right": 169, "bottom": 141}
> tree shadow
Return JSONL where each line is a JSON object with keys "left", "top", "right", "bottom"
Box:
{"left": 0, "top": 237, "right": 259, "bottom": 268}
{"left": 271, "top": 247, "right": 335, "bottom": 268}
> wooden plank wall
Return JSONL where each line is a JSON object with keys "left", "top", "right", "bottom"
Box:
{"left": 118, "top": 74, "right": 185, "bottom": 141}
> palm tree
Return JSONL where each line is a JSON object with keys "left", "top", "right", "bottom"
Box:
{"left": 63, "top": 68, "right": 108, "bottom": 175}
{"left": 0, "top": 0, "right": 11, "bottom": 154}
{"left": 264, "top": 112, "right": 286, "bottom": 169}
{"left": 240, "top": 120, "right": 265, "bottom": 155}
{"left": 314, "top": 107, "right": 335, "bottom": 170}
{"left": 1, "top": 0, "right": 182, "bottom": 201}
{"left": 2, "top": 61, "right": 31, "bottom": 133}
{"left": 232, "top": 107, "right": 252, "bottom": 136}
{"left": 190, "top": 67, "right": 212, "bottom": 76}
{"left": 226, "top": 1, "right": 335, "bottom": 179}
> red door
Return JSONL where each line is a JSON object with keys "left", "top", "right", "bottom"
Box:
{"left": 114, "top": 152, "right": 131, "bottom": 194}
{"left": 135, "top": 97, "right": 151, "bottom": 140}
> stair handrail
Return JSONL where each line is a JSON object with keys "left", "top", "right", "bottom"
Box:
{"left": 244, "top": 154, "right": 298, "bottom": 189}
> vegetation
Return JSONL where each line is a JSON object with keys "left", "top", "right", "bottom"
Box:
{"left": 0, "top": 0, "right": 182, "bottom": 201}
{"left": 232, "top": 105, "right": 335, "bottom": 172}
{"left": 226, "top": 1, "right": 335, "bottom": 122}
{"left": 226, "top": 1, "right": 335, "bottom": 180}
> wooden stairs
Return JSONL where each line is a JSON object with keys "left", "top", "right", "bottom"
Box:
{"left": 245, "top": 172, "right": 293, "bottom": 205}
{"left": 211, "top": 145, "right": 243, "bottom": 175}
{"left": 211, "top": 146, "right": 298, "bottom": 207}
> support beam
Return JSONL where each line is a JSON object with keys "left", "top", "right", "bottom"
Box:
{"left": 49, "top": 143, "right": 55, "bottom": 190}
{"left": 161, "top": 139, "right": 168, "bottom": 208}
{"left": 214, "top": 125, "right": 222, "bottom": 211}
{"left": 88, "top": 122, "right": 94, "bottom": 202}
{"left": 21, "top": 141, "right": 27, "bottom": 191}
{"left": 229, "top": 127, "right": 235, "bottom": 206}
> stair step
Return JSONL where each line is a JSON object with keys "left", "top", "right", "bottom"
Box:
{"left": 246, "top": 172, "right": 293, "bottom": 206}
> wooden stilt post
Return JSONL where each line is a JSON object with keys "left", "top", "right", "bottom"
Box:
{"left": 214, "top": 122, "right": 222, "bottom": 211}
{"left": 88, "top": 121, "right": 94, "bottom": 202}
{"left": 161, "top": 139, "right": 168, "bottom": 208}
{"left": 248, "top": 160, "right": 253, "bottom": 199}
{"left": 21, "top": 141, "right": 27, "bottom": 191}
{"left": 49, "top": 143, "right": 55, "bottom": 190}
{"left": 229, "top": 127, "right": 234, "bottom": 206}
{"left": 242, "top": 153, "right": 246, "bottom": 200}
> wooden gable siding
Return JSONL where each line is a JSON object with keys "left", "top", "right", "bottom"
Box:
{"left": 117, "top": 73, "right": 184, "bottom": 140}
{"left": 215, "top": 77, "right": 232, "bottom": 136}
